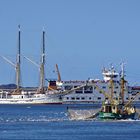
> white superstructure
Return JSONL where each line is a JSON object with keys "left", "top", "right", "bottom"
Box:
{"left": 61, "top": 66, "right": 140, "bottom": 104}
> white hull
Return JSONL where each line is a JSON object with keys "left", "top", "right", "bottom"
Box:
{"left": 0, "top": 93, "right": 62, "bottom": 104}
{"left": 0, "top": 99, "right": 47, "bottom": 104}
{"left": 0, "top": 99, "right": 62, "bottom": 104}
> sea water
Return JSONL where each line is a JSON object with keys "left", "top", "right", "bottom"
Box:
{"left": 0, "top": 104, "right": 140, "bottom": 140}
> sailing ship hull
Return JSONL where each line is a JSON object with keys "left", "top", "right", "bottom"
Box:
{"left": 0, "top": 93, "right": 63, "bottom": 104}
{"left": 0, "top": 99, "right": 62, "bottom": 104}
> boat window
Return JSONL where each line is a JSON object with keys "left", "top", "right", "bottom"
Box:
{"left": 71, "top": 97, "right": 75, "bottom": 100}
{"left": 98, "top": 97, "right": 101, "bottom": 100}
{"left": 65, "top": 86, "right": 73, "bottom": 90}
{"left": 139, "top": 97, "right": 140, "bottom": 100}
{"left": 84, "top": 86, "right": 93, "bottom": 93}
{"left": 76, "top": 97, "right": 80, "bottom": 100}
{"left": 89, "top": 97, "right": 92, "bottom": 100}
{"left": 105, "top": 98, "right": 108, "bottom": 100}
{"left": 66, "top": 97, "right": 69, "bottom": 100}
{"left": 75, "top": 90, "right": 83, "bottom": 93}
{"left": 75, "top": 86, "right": 83, "bottom": 93}
{"left": 114, "top": 91, "right": 117, "bottom": 94}
{"left": 102, "top": 86, "right": 106, "bottom": 89}
{"left": 81, "top": 97, "right": 85, "bottom": 100}
{"left": 105, "top": 106, "right": 112, "bottom": 113}
{"left": 75, "top": 91, "right": 83, "bottom": 93}
{"left": 49, "top": 81, "right": 56, "bottom": 86}
{"left": 115, "top": 86, "right": 119, "bottom": 89}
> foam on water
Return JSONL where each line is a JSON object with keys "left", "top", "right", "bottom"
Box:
{"left": 0, "top": 112, "right": 68, "bottom": 123}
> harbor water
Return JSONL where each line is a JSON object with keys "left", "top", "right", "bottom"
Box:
{"left": 0, "top": 104, "right": 140, "bottom": 140}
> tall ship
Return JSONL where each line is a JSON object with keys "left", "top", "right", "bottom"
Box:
{"left": 0, "top": 26, "right": 63, "bottom": 104}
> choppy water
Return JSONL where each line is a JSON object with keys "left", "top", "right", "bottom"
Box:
{"left": 0, "top": 104, "right": 140, "bottom": 140}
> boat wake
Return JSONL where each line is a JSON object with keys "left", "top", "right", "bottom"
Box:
{"left": 0, "top": 117, "right": 68, "bottom": 123}
{"left": 0, "top": 112, "right": 69, "bottom": 123}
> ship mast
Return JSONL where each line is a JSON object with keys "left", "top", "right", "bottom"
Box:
{"left": 110, "top": 67, "right": 114, "bottom": 104}
{"left": 110, "top": 75, "right": 114, "bottom": 103}
{"left": 120, "top": 63, "right": 125, "bottom": 104}
{"left": 39, "top": 30, "right": 45, "bottom": 91}
{"left": 16, "top": 25, "right": 21, "bottom": 90}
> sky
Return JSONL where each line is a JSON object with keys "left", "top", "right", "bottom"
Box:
{"left": 0, "top": 0, "right": 140, "bottom": 87}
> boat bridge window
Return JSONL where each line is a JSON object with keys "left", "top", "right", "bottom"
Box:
{"left": 106, "top": 75, "right": 118, "bottom": 78}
